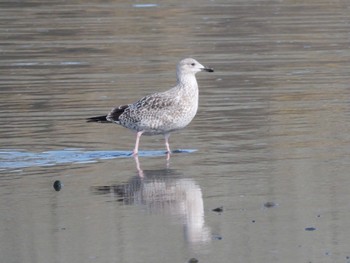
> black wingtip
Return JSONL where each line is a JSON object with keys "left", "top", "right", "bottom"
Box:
{"left": 86, "top": 115, "right": 109, "bottom": 123}
{"left": 107, "top": 105, "right": 128, "bottom": 122}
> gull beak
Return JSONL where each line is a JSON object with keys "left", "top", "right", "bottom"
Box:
{"left": 201, "top": 67, "right": 214, "bottom": 72}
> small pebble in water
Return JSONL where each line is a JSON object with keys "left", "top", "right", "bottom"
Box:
{"left": 304, "top": 227, "right": 316, "bottom": 231}
{"left": 53, "top": 180, "right": 63, "bottom": 191}
{"left": 188, "top": 258, "right": 199, "bottom": 263}
{"left": 264, "top": 201, "right": 277, "bottom": 208}
{"left": 212, "top": 234, "right": 222, "bottom": 240}
{"left": 212, "top": 206, "right": 223, "bottom": 213}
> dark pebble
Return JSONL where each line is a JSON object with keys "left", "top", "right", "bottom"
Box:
{"left": 188, "top": 258, "right": 198, "bottom": 263}
{"left": 305, "top": 227, "right": 316, "bottom": 231}
{"left": 252, "top": 220, "right": 256, "bottom": 223}
{"left": 53, "top": 180, "right": 63, "bottom": 191}
{"left": 212, "top": 206, "right": 223, "bottom": 213}
{"left": 212, "top": 235, "right": 222, "bottom": 240}
{"left": 264, "top": 201, "right": 277, "bottom": 208}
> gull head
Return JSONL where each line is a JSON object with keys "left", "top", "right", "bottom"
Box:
{"left": 177, "top": 58, "right": 214, "bottom": 75}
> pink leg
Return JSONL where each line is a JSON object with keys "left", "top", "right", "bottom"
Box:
{"left": 164, "top": 133, "right": 171, "bottom": 154}
{"left": 133, "top": 131, "right": 144, "bottom": 155}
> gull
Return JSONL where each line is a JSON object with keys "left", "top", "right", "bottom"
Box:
{"left": 87, "top": 58, "right": 214, "bottom": 157}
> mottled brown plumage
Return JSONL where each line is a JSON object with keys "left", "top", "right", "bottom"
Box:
{"left": 87, "top": 58, "right": 214, "bottom": 156}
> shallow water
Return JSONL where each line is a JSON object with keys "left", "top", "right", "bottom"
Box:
{"left": 1, "top": 0, "right": 350, "bottom": 262}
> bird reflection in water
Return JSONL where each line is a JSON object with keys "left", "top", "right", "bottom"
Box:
{"left": 93, "top": 156, "right": 211, "bottom": 245}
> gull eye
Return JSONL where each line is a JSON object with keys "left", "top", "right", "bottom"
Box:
{"left": 191, "top": 63, "right": 195, "bottom": 66}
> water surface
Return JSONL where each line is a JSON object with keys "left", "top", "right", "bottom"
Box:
{"left": 1, "top": 0, "right": 350, "bottom": 262}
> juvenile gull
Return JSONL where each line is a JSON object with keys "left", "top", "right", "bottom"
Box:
{"left": 87, "top": 58, "right": 214, "bottom": 156}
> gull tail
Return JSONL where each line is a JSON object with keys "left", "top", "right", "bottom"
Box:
{"left": 87, "top": 105, "right": 128, "bottom": 124}
{"left": 86, "top": 115, "right": 110, "bottom": 123}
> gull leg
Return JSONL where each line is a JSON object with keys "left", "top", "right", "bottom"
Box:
{"left": 164, "top": 133, "right": 171, "bottom": 153}
{"left": 164, "top": 133, "right": 171, "bottom": 160}
{"left": 133, "top": 131, "right": 144, "bottom": 156}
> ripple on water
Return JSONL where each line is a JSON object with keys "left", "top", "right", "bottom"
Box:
{"left": 0, "top": 149, "right": 196, "bottom": 170}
